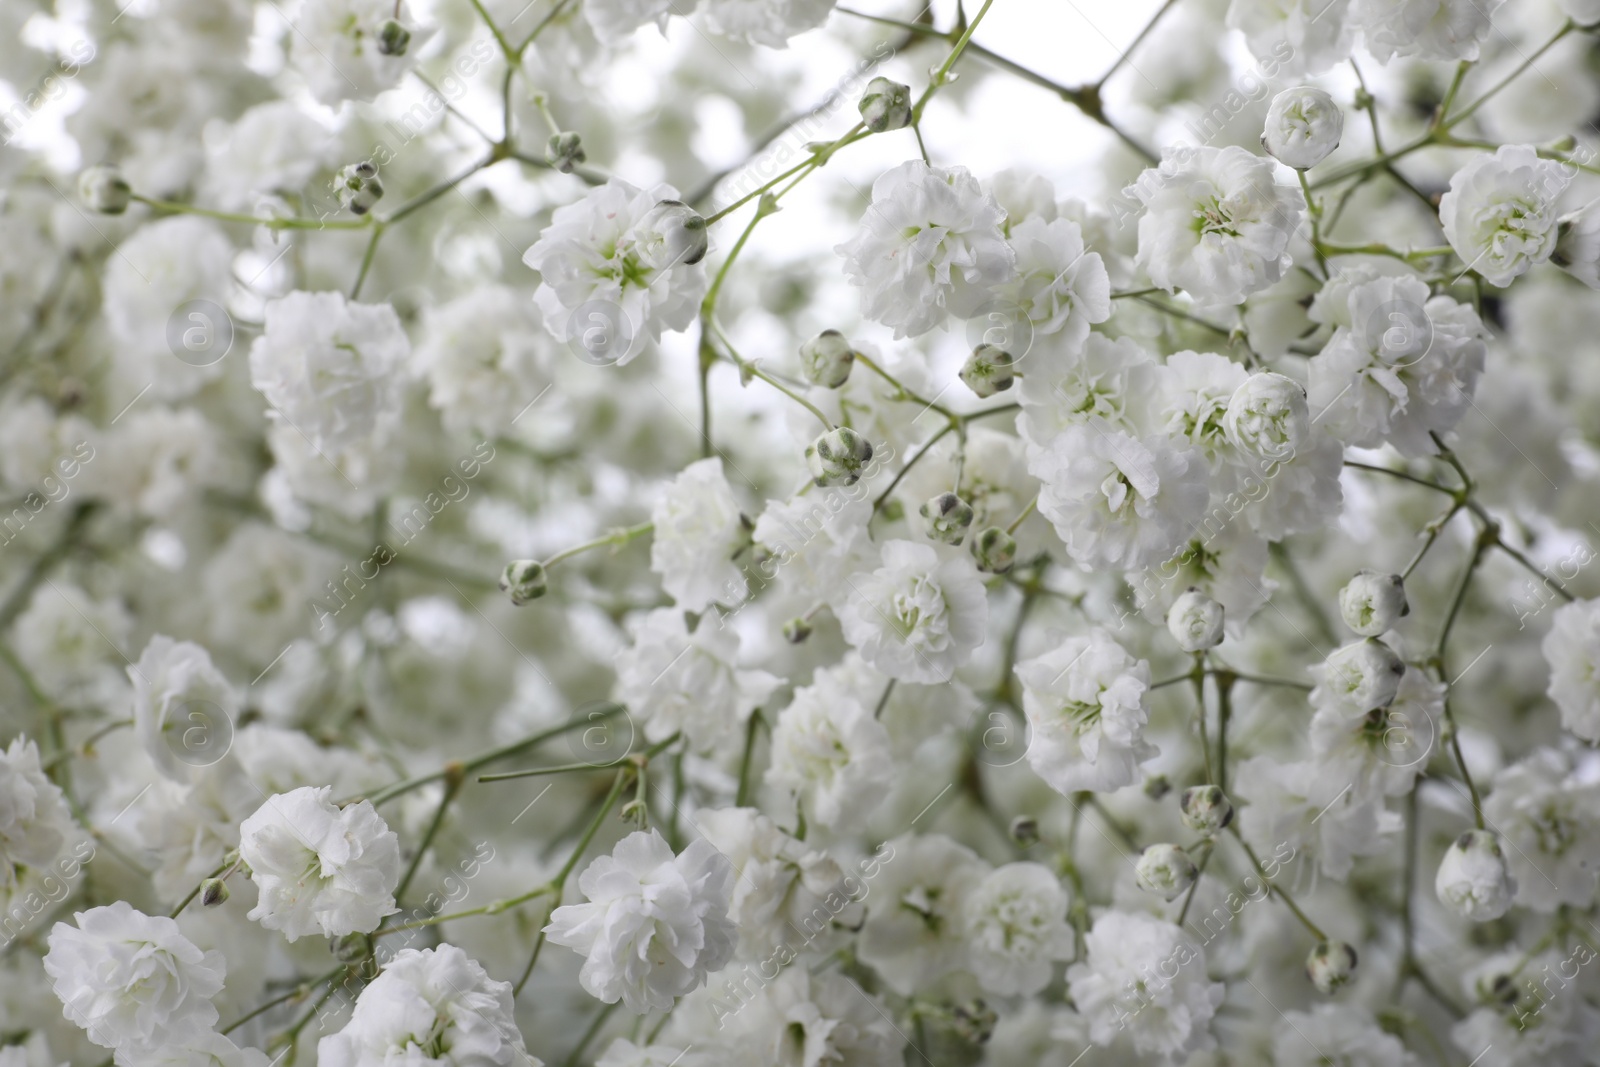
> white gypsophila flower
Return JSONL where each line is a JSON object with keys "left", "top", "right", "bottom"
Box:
{"left": 129, "top": 636, "right": 242, "bottom": 784}
{"left": 10, "top": 583, "right": 131, "bottom": 712}
{"left": 101, "top": 217, "right": 235, "bottom": 401}
{"left": 1436, "top": 830, "right": 1517, "bottom": 921}
{"left": 317, "top": 945, "right": 538, "bottom": 1067}
{"left": 1307, "top": 274, "right": 1486, "bottom": 456}
{"left": 835, "top": 161, "right": 1015, "bottom": 339}
{"left": 414, "top": 285, "right": 555, "bottom": 438}
{"left": 1029, "top": 424, "right": 1208, "bottom": 572}
{"left": 237, "top": 785, "right": 400, "bottom": 941}
{"left": 698, "top": 0, "right": 835, "bottom": 47}
{"left": 1310, "top": 638, "right": 1407, "bottom": 714}
{"left": 248, "top": 290, "right": 409, "bottom": 453}
{"left": 1309, "top": 665, "right": 1442, "bottom": 799}
{"left": 200, "top": 101, "right": 330, "bottom": 211}
{"left": 1065, "top": 910, "right": 1224, "bottom": 1063}
{"left": 1127, "top": 145, "right": 1304, "bottom": 305}
{"left": 684, "top": 967, "right": 902, "bottom": 1067}
{"left": 1543, "top": 598, "right": 1600, "bottom": 741}
{"left": 1351, "top": 0, "right": 1502, "bottom": 63}
{"left": 961, "top": 862, "right": 1074, "bottom": 997}
{"left": 694, "top": 807, "right": 847, "bottom": 960}
{"left": 130, "top": 763, "right": 257, "bottom": 905}
{"left": 545, "top": 829, "right": 735, "bottom": 1013}
{"left": 1482, "top": 749, "right": 1600, "bottom": 913}
{"left": 857, "top": 833, "right": 987, "bottom": 996}
{"left": 523, "top": 178, "right": 707, "bottom": 363}
{"left": 995, "top": 216, "right": 1111, "bottom": 350}
{"left": 1235, "top": 756, "right": 1399, "bottom": 879}
{"left": 1133, "top": 524, "right": 1275, "bottom": 638}
{"left": 1142, "top": 350, "right": 1249, "bottom": 496}
{"left": 649, "top": 457, "right": 750, "bottom": 612}
{"left": 614, "top": 608, "right": 779, "bottom": 752}
{"left": 836, "top": 540, "right": 988, "bottom": 684}
{"left": 1272, "top": 1003, "right": 1414, "bottom": 1067}
{"left": 1439, "top": 145, "right": 1569, "bottom": 287}
{"left": 0, "top": 738, "right": 75, "bottom": 893}
{"left": 1222, "top": 371, "right": 1310, "bottom": 465}
{"left": 765, "top": 664, "right": 894, "bottom": 828}
{"left": 1014, "top": 628, "right": 1158, "bottom": 795}
{"left": 1016, "top": 333, "right": 1161, "bottom": 452}
{"left": 750, "top": 489, "right": 875, "bottom": 612}
{"left": 289, "top": 0, "right": 432, "bottom": 105}
{"left": 991, "top": 167, "right": 1061, "bottom": 230}
{"left": 1262, "top": 86, "right": 1344, "bottom": 170}
{"left": 582, "top": 0, "right": 671, "bottom": 43}
{"left": 43, "top": 902, "right": 225, "bottom": 1055}
{"left": 1226, "top": 0, "right": 1354, "bottom": 77}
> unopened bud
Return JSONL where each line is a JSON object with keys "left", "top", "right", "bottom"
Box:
{"left": 1435, "top": 830, "right": 1516, "bottom": 922}
{"left": 806, "top": 427, "right": 874, "bottom": 487}
{"left": 920, "top": 492, "right": 974, "bottom": 546}
{"left": 859, "top": 77, "right": 913, "bottom": 132}
{"left": 799, "top": 329, "right": 855, "bottom": 389}
{"left": 783, "top": 617, "right": 813, "bottom": 644}
{"left": 377, "top": 18, "right": 411, "bottom": 55}
{"left": 1262, "top": 86, "right": 1343, "bottom": 170}
{"left": 1167, "top": 588, "right": 1224, "bottom": 652}
{"left": 200, "top": 878, "right": 229, "bottom": 907}
{"left": 969, "top": 526, "right": 1016, "bottom": 574}
{"left": 1135, "top": 843, "right": 1198, "bottom": 901}
{"left": 960, "top": 343, "right": 1015, "bottom": 398}
{"left": 951, "top": 998, "right": 996, "bottom": 1045}
{"left": 79, "top": 164, "right": 132, "bottom": 215}
{"left": 546, "top": 131, "right": 586, "bottom": 174}
{"left": 337, "top": 161, "right": 384, "bottom": 216}
{"left": 500, "top": 559, "right": 548, "bottom": 605}
{"left": 1320, "top": 637, "right": 1406, "bottom": 710}
{"left": 1143, "top": 773, "right": 1172, "bottom": 800}
{"left": 333, "top": 931, "right": 373, "bottom": 961}
{"left": 639, "top": 199, "right": 708, "bottom": 269}
{"left": 1306, "top": 940, "right": 1358, "bottom": 994}
{"left": 1179, "top": 784, "right": 1234, "bottom": 835}
{"left": 1339, "top": 570, "right": 1408, "bottom": 637}
{"left": 1009, "top": 815, "right": 1039, "bottom": 846}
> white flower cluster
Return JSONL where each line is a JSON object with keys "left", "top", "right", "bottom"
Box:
{"left": 10, "top": 0, "right": 1600, "bottom": 1063}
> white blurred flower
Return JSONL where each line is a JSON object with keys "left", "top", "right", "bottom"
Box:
{"left": 857, "top": 833, "right": 987, "bottom": 995}
{"left": 1066, "top": 910, "right": 1224, "bottom": 1062}
{"left": 1226, "top": 0, "right": 1354, "bottom": 76}
{"left": 699, "top": 0, "right": 835, "bottom": 47}
{"left": 290, "top": 0, "right": 432, "bottom": 104}
{"left": 129, "top": 636, "right": 241, "bottom": 784}
{"left": 766, "top": 664, "right": 894, "bottom": 827}
{"left": 650, "top": 458, "right": 750, "bottom": 612}
{"left": 1352, "top": 0, "right": 1501, "bottom": 62}
{"left": 961, "top": 862, "right": 1074, "bottom": 996}
{"left": 0, "top": 738, "right": 75, "bottom": 893}
{"left": 614, "top": 608, "right": 780, "bottom": 751}
{"left": 249, "top": 290, "right": 409, "bottom": 453}
{"left": 1436, "top": 829, "right": 1517, "bottom": 921}
{"left": 1544, "top": 598, "right": 1600, "bottom": 741}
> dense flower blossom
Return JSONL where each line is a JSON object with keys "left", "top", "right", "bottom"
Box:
{"left": 836, "top": 540, "right": 988, "bottom": 683}
{"left": 1439, "top": 145, "right": 1570, "bottom": 287}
